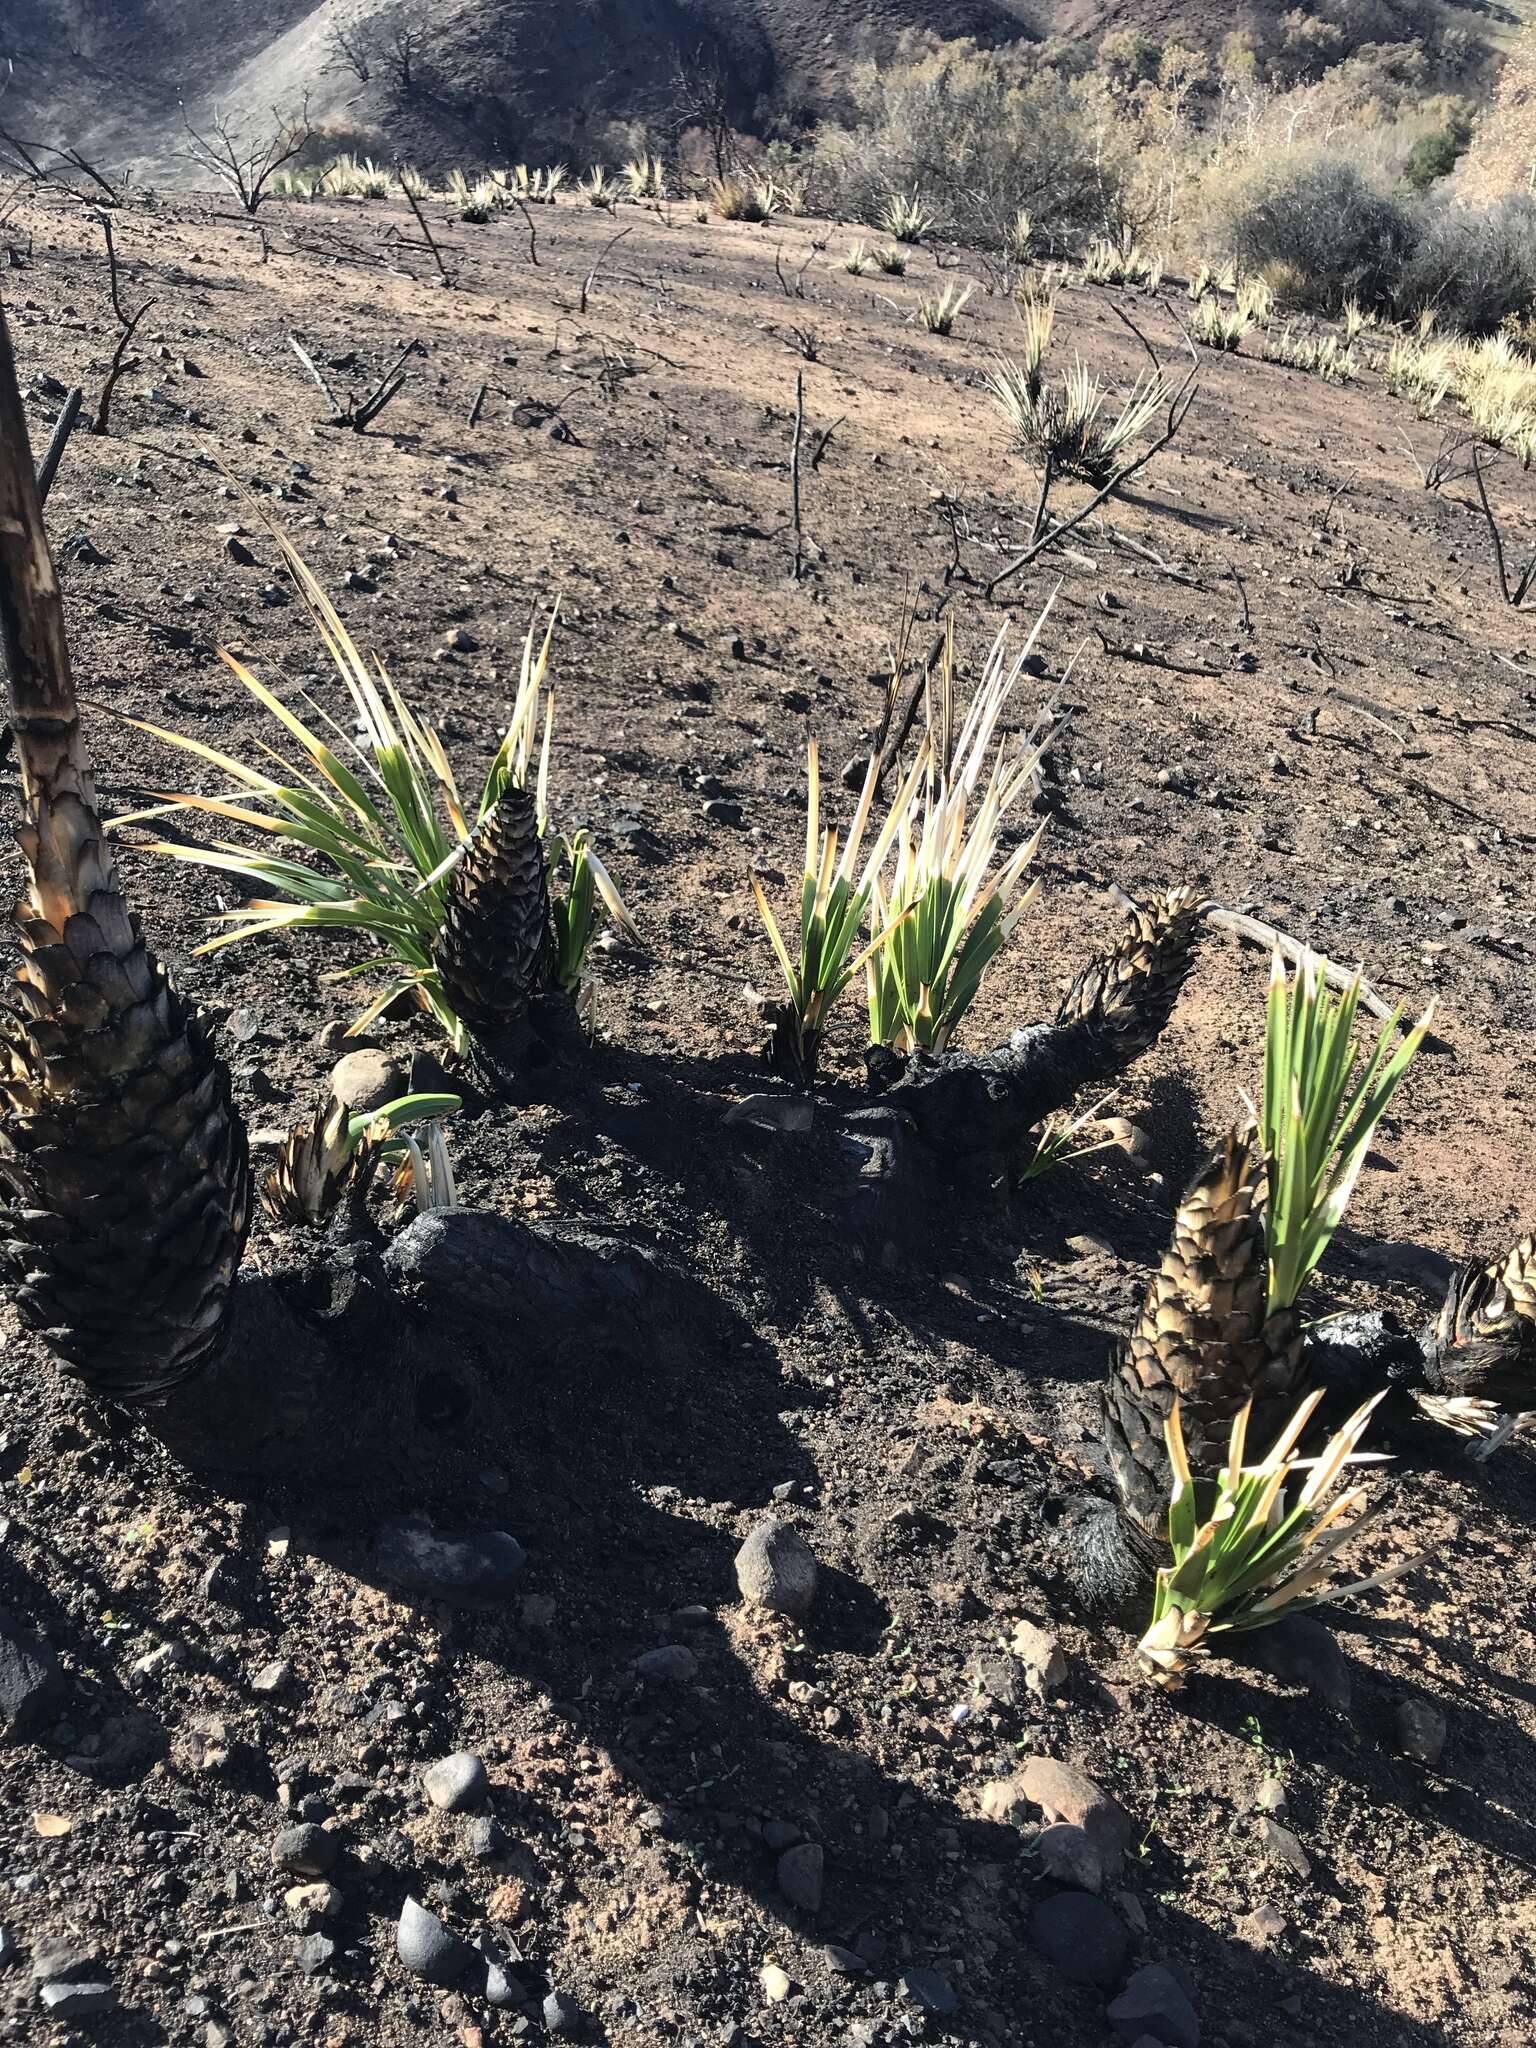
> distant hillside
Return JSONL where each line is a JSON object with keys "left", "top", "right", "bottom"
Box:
{"left": 0, "top": 0, "right": 1496, "bottom": 180}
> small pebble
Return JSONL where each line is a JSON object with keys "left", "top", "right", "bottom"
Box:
{"left": 423, "top": 1751, "right": 489, "bottom": 1813}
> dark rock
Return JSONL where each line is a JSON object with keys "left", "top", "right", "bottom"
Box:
{"left": 1395, "top": 1697, "right": 1447, "bottom": 1766}
{"left": 734, "top": 1518, "right": 818, "bottom": 1618}
{"left": 0, "top": 1926, "right": 14, "bottom": 1968}
{"left": 1038, "top": 1821, "right": 1107, "bottom": 1893}
{"left": 777, "top": 1841, "right": 824, "bottom": 1913}
{"left": 1238, "top": 1615, "right": 1352, "bottom": 1716}
{"left": 0, "top": 1607, "right": 65, "bottom": 1739}
{"left": 292, "top": 1934, "right": 335, "bottom": 1975}
{"left": 824, "top": 1944, "right": 866, "bottom": 1974}
{"left": 485, "top": 1959, "right": 527, "bottom": 2006}
{"left": 467, "top": 1815, "right": 508, "bottom": 1861}
{"left": 31, "top": 1937, "right": 99, "bottom": 1984}
{"left": 39, "top": 1982, "right": 118, "bottom": 2017}
{"left": 1028, "top": 1891, "right": 1130, "bottom": 1988}
{"left": 396, "top": 1896, "right": 471, "bottom": 1986}
{"left": 370, "top": 1518, "right": 526, "bottom": 1607}
{"left": 271, "top": 1824, "right": 337, "bottom": 1877}
{"left": 544, "top": 1988, "right": 585, "bottom": 2035}
{"left": 635, "top": 1645, "right": 697, "bottom": 1683}
{"left": 1107, "top": 1962, "right": 1200, "bottom": 2047}
{"left": 703, "top": 798, "right": 743, "bottom": 827}
{"left": 762, "top": 1819, "right": 800, "bottom": 1852}
{"left": 422, "top": 1751, "right": 488, "bottom": 1813}
{"left": 1258, "top": 1817, "right": 1311, "bottom": 1880}
{"left": 898, "top": 1967, "right": 958, "bottom": 2016}
{"left": 223, "top": 536, "right": 257, "bottom": 566}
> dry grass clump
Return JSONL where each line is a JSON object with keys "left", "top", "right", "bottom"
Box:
{"left": 916, "top": 283, "right": 974, "bottom": 334}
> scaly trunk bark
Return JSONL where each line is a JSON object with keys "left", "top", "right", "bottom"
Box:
{"left": 0, "top": 296, "right": 250, "bottom": 1402}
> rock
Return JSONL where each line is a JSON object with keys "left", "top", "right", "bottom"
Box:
{"left": 1240, "top": 1615, "right": 1352, "bottom": 1716}
{"left": 423, "top": 1751, "right": 489, "bottom": 1813}
{"left": 271, "top": 1824, "right": 337, "bottom": 1877}
{"left": 1107, "top": 1962, "right": 1200, "bottom": 2048}
{"left": 703, "top": 798, "right": 744, "bottom": 827}
{"left": 1010, "top": 1620, "right": 1067, "bottom": 1695}
{"left": 396, "top": 1896, "right": 471, "bottom": 1986}
{"left": 734, "top": 1518, "right": 818, "bottom": 1618}
{"left": 543, "top": 1989, "right": 584, "bottom": 2035}
{"left": 899, "top": 1967, "right": 958, "bottom": 2016}
{"left": 1258, "top": 1817, "right": 1311, "bottom": 1879}
{"left": 823, "top": 1943, "right": 866, "bottom": 1974}
{"left": 1395, "top": 1696, "right": 1447, "bottom": 1766}
{"left": 370, "top": 1518, "right": 526, "bottom": 1606}
{"left": 444, "top": 626, "right": 477, "bottom": 653}
{"left": 760, "top": 1963, "right": 793, "bottom": 2003}
{"left": 761, "top": 1819, "right": 800, "bottom": 1852}
{"left": 40, "top": 1982, "right": 119, "bottom": 2017}
{"left": 292, "top": 1934, "right": 336, "bottom": 1975}
{"left": 284, "top": 1882, "right": 342, "bottom": 1918}
{"left": 467, "top": 1815, "right": 507, "bottom": 1861}
{"left": 1254, "top": 1776, "right": 1287, "bottom": 1815}
{"left": 1038, "top": 1821, "right": 1106, "bottom": 1893}
{"left": 1015, "top": 1756, "right": 1132, "bottom": 1882}
{"left": 328, "top": 1048, "right": 405, "bottom": 1115}
{"left": 133, "top": 1639, "right": 188, "bottom": 1677}
{"left": 223, "top": 535, "right": 257, "bottom": 566}
{"left": 485, "top": 1959, "right": 526, "bottom": 2006}
{"left": 1239, "top": 1901, "right": 1287, "bottom": 1947}
{"left": 1028, "top": 1890, "right": 1130, "bottom": 1989}
{"left": 0, "top": 1926, "right": 13, "bottom": 1968}
{"left": 0, "top": 1607, "right": 65, "bottom": 1738}
{"left": 31, "top": 1937, "right": 99, "bottom": 1983}
{"left": 635, "top": 1645, "right": 697, "bottom": 1683}
{"left": 776, "top": 1841, "right": 823, "bottom": 1913}
{"left": 250, "top": 1660, "right": 292, "bottom": 1697}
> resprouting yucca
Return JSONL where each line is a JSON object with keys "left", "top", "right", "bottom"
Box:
{"left": 988, "top": 315, "right": 1171, "bottom": 488}
{"left": 865, "top": 612, "right": 1056, "bottom": 1056}
{"left": 1137, "top": 1391, "right": 1428, "bottom": 1689}
{"left": 881, "top": 188, "right": 936, "bottom": 243}
{"left": 917, "top": 283, "right": 973, "bottom": 334}
{"left": 121, "top": 528, "right": 634, "bottom": 1060}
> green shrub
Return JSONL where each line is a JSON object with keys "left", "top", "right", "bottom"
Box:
{"left": 1217, "top": 154, "right": 1418, "bottom": 313}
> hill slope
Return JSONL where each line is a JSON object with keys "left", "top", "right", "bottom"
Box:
{"left": 0, "top": 0, "right": 1482, "bottom": 181}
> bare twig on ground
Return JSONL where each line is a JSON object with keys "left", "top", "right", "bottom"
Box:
{"left": 91, "top": 302, "right": 154, "bottom": 437}
{"left": 789, "top": 370, "right": 805, "bottom": 582}
{"left": 36, "top": 387, "right": 82, "bottom": 500}
{"left": 1200, "top": 905, "right": 1401, "bottom": 1024}
{"left": 289, "top": 334, "right": 419, "bottom": 430}
{"left": 396, "top": 171, "right": 454, "bottom": 286}
{"left": 468, "top": 381, "right": 489, "bottom": 427}
{"left": 809, "top": 416, "right": 844, "bottom": 470}
{"left": 578, "top": 225, "right": 633, "bottom": 314}
{"left": 511, "top": 195, "right": 539, "bottom": 265}
{"left": 1467, "top": 446, "right": 1536, "bottom": 608}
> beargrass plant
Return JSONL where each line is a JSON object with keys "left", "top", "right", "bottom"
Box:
{"left": 1191, "top": 296, "right": 1248, "bottom": 352}
{"left": 882, "top": 188, "right": 936, "bottom": 243}
{"left": 872, "top": 245, "right": 909, "bottom": 276}
{"left": 917, "top": 283, "right": 973, "bottom": 334}
{"left": 623, "top": 155, "right": 666, "bottom": 201}
{"left": 751, "top": 742, "right": 921, "bottom": 1085}
{"left": 1259, "top": 948, "right": 1432, "bottom": 1316}
{"left": 843, "top": 240, "right": 872, "bottom": 274}
{"left": 578, "top": 167, "right": 619, "bottom": 208}
{"left": 120, "top": 530, "right": 633, "bottom": 1053}
{"left": 1137, "top": 1391, "right": 1428, "bottom": 1690}
{"left": 261, "top": 1089, "right": 461, "bottom": 1226}
{"left": 986, "top": 302, "right": 1171, "bottom": 487}
{"left": 864, "top": 613, "right": 1057, "bottom": 1057}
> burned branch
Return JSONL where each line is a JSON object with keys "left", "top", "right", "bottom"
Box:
{"left": 1468, "top": 446, "right": 1536, "bottom": 609}
{"left": 180, "top": 102, "right": 313, "bottom": 214}
{"left": 289, "top": 335, "right": 421, "bottom": 431}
